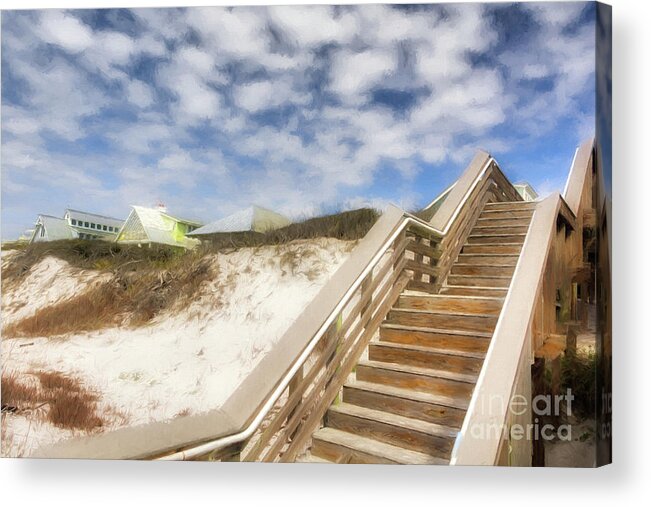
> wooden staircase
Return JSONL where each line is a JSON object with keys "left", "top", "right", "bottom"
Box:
{"left": 299, "top": 201, "right": 536, "bottom": 464}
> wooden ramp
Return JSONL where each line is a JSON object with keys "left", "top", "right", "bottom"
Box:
{"left": 299, "top": 201, "right": 535, "bottom": 464}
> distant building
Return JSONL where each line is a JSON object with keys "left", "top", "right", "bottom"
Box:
{"left": 30, "top": 209, "right": 124, "bottom": 243}
{"left": 513, "top": 182, "right": 539, "bottom": 202}
{"left": 31, "top": 215, "right": 77, "bottom": 243}
{"left": 63, "top": 209, "right": 124, "bottom": 240}
{"left": 115, "top": 205, "right": 202, "bottom": 249}
{"left": 187, "top": 205, "right": 291, "bottom": 237}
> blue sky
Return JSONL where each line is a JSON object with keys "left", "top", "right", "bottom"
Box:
{"left": 1, "top": 2, "right": 596, "bottom": 240}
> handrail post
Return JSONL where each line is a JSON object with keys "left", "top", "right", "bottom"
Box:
{"left": 360, "top": 272, "right": 373, "bottom": 330}
{"left": 287, "top": 365, "right": 304, "bottom": 440}
{"left": 428, "top": 235, "right": 438, "bottom": 290}
{"left": 393, "top": 229, "right": 406, "bottom": 269}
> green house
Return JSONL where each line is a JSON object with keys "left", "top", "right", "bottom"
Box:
{"left": 116, "top": 205, "right": 202, "bottom": 249}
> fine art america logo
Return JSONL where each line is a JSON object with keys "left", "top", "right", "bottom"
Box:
{"left": 468, "top": 390, "right": 575, "bottom": 441}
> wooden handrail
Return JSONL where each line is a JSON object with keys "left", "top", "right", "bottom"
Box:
{"left": 34, "top": 148, "right": 525, "bottom": 461}
{"left": 451, "top": 137, "right": 597, "bottom": 466}
{"left": 450, "top": 193, "right": 562, "bottom": 465}
{"left": 151, "top": 152, "right": 519, "bottom": 461}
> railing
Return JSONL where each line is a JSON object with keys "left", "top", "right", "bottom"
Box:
{"left": 428, "top": 151, "right": 523, "bottom": 292}
{"left": 156, "top": 212, "right": 444, "bottom": 462}
{"left": 451, "top": 138, "right": 597, "bottom": 466}
{"left": 154, "top": 155, "right": 525, "bottom": 462}
{"left": 34, "top": 148, "right": 524, "bottom": 461}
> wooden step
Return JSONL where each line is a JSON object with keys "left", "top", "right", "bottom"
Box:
{"left": 456, "top": 253, "right": 519, "bottom": 266}
{"left": 479, "top": 209, "right": 534, "bottom": 220}
{"left": 310, "top": 427, "right": 447, "bottom": 465}
{"left": 461, "top": 243, "right": 523, "bottom": 255}
{"left": 467, "top": 233, "right": 527, "bottom": 245}
{"left": 450, "top": 264, "right": 515, "bottom": 277}
{"left": 387, "top": 308, "right": 497, "bottom": 333}
{"left": 439, "top": 285, "right": 509, "bottom": 297}
{"left": 483, "top": 201, "right": 537, "bottom": 210}
{"left": 380, "top": 323, "right": 492, "bottom": 353}
{"left": 342, "top": 380, "right": 468, "bottom": 428}
{"left": 356, "top": 360, "right": 476, "bottom": 398}
{"left": 446, "top": 274, "right": 512, "bottom": 288}
{"left": 369, "top": 341, "right": 484, "bottom": 375}
{"left": 295, "top": 453, "right": 333, "bottom": 463}
{"left": 396, "top": 294, "right": 504, "bottom": 315}
{"left": 475, "top": 216, "right": 532, "bottom": 227}
{"left": 326, "top": 403, "right": 457, "bottom": 459}
{"left": 471, "top": 225, "right": 529, "bottom": 235}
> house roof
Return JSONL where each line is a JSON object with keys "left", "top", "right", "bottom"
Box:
{"left": 513, "top": 182, "right": 539, "bottom": 200}
{"left": 118, "top": 206, "right": 202, "bottom": 248}
{"left": 36, "top": 215, "right": 76, "bottom": 241}
{"left": 188, "top": 206, "right": 291, "bottom": 235}
{"left": 132, "top": 206, "right": 202, "bottom": 228}
{"left": 65, "top": 209, "right": 124, "bottom": 227}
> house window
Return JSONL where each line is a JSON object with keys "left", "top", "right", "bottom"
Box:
{"left": 84, "top": 222, "right": 89, "bottom": 228}
{"left": 90, "top": 223, "right": 95, "bottom": 229}
{"left": 71, "top": 219, "right": 77, "bottom": 226}
{"left": 103, "top": 225, "right": 107, "bottom": 231}
{"left": 40, "top": 227, "right": 45, "bottom": 237}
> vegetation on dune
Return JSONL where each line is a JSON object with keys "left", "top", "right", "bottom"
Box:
{"left": 1, "top": 240, "right": 191, "bottom": 283}
{"left": 2, "top": 255, "right": 214, "bottom": 338}
{"left": 1, "top": 370, "right": 106, "bottom": 432}
{"left": 197, "top": 208, "right": 379, "bottom": 250}
{"left": 1, "top": 208, "right": 376, "bottom": 338}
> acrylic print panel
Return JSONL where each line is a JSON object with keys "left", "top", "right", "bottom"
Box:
{"left": 0, "top": 2, "right": 611, "bottom": 466}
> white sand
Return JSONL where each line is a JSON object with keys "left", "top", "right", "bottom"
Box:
{"left": 2, "top": 255, "right": 110, "bottom": 326}
{"left": 1, "top": 238, "right": 355, "bottom": 456}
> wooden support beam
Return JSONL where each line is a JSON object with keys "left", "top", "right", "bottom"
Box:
{"left": 360, "top": 272, "right": 373, "bottom": 331}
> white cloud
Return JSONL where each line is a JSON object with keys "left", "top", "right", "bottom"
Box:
{"left": 158, "top": 151, "right": 193, "bottom": 171}
{"left": 525, "top": 2, "right": 588, "bottom": 28}
{"left": 269, "top": 5, "right": 358, "bottom": 47}
{"left": 126, "top": 80, "right": 154, "bottom": 108}
{"left": 177, "top": 47, "right": 216, "bottom": 77}
{"left": 185, "top": 7, "right": 270, "bottom": 62}
{"left": 174, "top": 74, "right": 221, "bottom": 120}
{"left": 1, "top": 4, "right": 597, "bottom": 239}
{"left": 521, "top": 63, "right": 549, "bottom": 80}
{"left": 234, "top": 79, "right": 310, "bottom": 112}
{"left": 329, "top": 49, "right": 397, "bottom": 99}
{"left": 38, "top": 10, "right": 94, "bottom": 53}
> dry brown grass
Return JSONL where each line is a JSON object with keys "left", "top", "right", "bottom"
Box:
{"left": 3, "top": 284, "right": 121, "bottom": 338}
{"left": 2, "top": 370, "right": 105, "bottom": 432}
{"left": 36, "top": 371, "right": 83, "bottom": 392}
{"left": 47, "top": 391, "right": 103, "bottom": 431}
{"left": 1, "top": 370, "right": 41, "bottom": 411}
{"left": 3, "top": 255, "right": 215, "bottom": 338}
